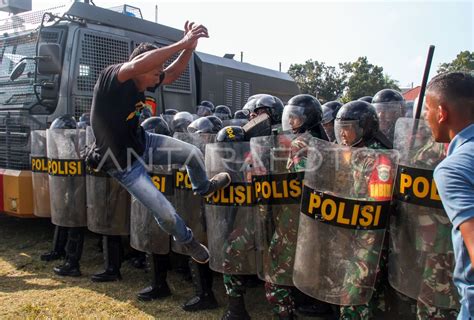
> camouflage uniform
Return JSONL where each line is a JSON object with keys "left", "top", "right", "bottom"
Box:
{"left": 406, "top": 138, "right": 458, "bottom": 319}
{"left": 222, "top": 150, "right": 256, "bottom": 299}
{"left": 340, "top": 140, "right": 390, "bottom": 320}
{"left": 264, "top": 135, "right": 308, "bottom": 318}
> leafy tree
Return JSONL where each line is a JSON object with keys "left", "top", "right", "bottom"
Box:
{"left": 288, "top": 60, "right": 346, "bottom": 103}
{"left": 339, "top": 56, "right": 400, "bottom": 102}
{"left": 438, "top": 50, "right": 474, "bottom": 73}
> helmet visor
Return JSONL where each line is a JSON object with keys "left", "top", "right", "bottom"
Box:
{"left": 187, "top": 117, "right": 213, "bottom": 134}
{"left": 334, "top": 120, "right": 363, "bottom": 146}
{"left": 373, "top": 102, "right": 404, "bottom": 140}
{"left": 321, "top": 106, "right": 335, "bottom": 124}
{"left": 196, "top": 105, "right": 213, "bottom": 117}
{"left": 282, "top": 105, "right": 307, "bottom": 133}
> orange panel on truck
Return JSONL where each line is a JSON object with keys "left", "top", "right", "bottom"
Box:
{"left": 3, "top": 169, "right": 34, "bottom": 217}
{"left": 0, "top": 169, "right": 4, "bottom": 212}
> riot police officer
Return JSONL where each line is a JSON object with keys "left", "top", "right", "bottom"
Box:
{"left": 171, "top": 111, "right": 194, "bottom": 133}
{"left": 47, "top": 115, "right": 87, "bottom": 277}
{"left": 321, "top": 101, "right": 342, "bottom": 142}
{"left": 333, "top": 100, "right": 392, "bottom": 318}
{"left": 131, "top": 116, "right": 174, "bottom": 301}
{"left": 214, "top": 105, "right": 233, "bottom": 121}
{"left": 258, "top": 94, "right": 329, "bottom": 319}
{"left": 196, "top": 100, "right": 215, "bottom": 117}
{"left": 372, "top": 89, "right": 406, "bottom": 143}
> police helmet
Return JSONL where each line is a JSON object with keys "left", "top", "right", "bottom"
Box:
{"left": 242, "top": 94, "right": 264, "bottom": 114}
{"left": 321, "top": 101, "right": 343, "bottom": 125}
{"left": 254, "top": 94, "right": 284, "bottom": 125}
{"left": 216, "top": 126, "right": 246, "bottom": 142}
{"left": 234, "top": 109, "right": 250, "bottom": 120}
{"left": 171, "top": 111, "right": 194, "bottom": 133}
{"left": 372, "top": 89, "right": 406, "bottom": 140}
{"left": 282, "top": 94, "right": 323, "bottom": 134}
{"left": 164, "top": 108, "right": 178, "bottom": 116}
{"left": 335, "top": 100, "right": 379, "bottom": 146}
{"left": 141, "top": 116, "right": 171, "bottom": 136}
{"left": 50, "top": 114, "right": 77, "bottom": 129}
{"left": 79, "top": 113, "right": 91, "bottom": 125}
{"left": 357, "top": 96, "right": 373, "bottom": 103}
{"left": 214, "top": 105, "right": 233, "bottom": 121}
{"left": 187, "top": 116, "right": 222, "bottom": 134}
{"left": 196, "top": 100, "right": 215, "bottom": 117}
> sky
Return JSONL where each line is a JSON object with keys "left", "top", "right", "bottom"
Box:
{"left": 1, "top": 0, "right": 472, "bottom": 88}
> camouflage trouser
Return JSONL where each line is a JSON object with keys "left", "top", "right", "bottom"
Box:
{"left": 416, "top": 300, "right": 458, "bottom": 320}
{"left": 340, "top": 235, "right": 388, "bottom": 320}
{"left": 223, "top": 274, "right": 246, "bottom": 297}
{"left": 265, "top": 282, "right": 295, "bottom": 317}
{"left": 223, "top": 226, "right": 255, "bottom": 274}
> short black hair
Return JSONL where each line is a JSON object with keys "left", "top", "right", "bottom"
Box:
{"left": 129, "top": 42, "right": 158, "bottom": 61}
{"left": 427, "top": 71, "right": 474, "bottom": 114}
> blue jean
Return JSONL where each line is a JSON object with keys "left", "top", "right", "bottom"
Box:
{"left": 107, "top": 132, "right": 211, "bottom": 243}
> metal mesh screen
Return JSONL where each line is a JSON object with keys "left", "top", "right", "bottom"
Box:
{"left": 73, "top": 96, "right": 92, "bottom": 121}
{"left": 0, "top": 29, "right": 62, "bottom": 106}
{"left": 0, "top": 113, "right": 44, "bottom": 170}
{"left": 76, "top": 32, "right": 130, "bottom": 93}
{"left": 0, "top": 5, "right": 66, "bottom": 34}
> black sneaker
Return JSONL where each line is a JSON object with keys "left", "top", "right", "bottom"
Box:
{"left": 183, "top": 239, "right": 210, "bottom": 264}
{"left": 200, "top": 172, "right": 231, "bottom": 198}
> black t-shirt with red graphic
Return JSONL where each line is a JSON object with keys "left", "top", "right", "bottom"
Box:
{"left": 90, "top": 64, "right": 148, "bottom": 171}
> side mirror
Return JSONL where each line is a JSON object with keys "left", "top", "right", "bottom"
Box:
{"left": 38, "top": 43, "right": 61, "bottom": 75}
{"left": 9, "top": 60, "right": 27, "bottom": 81}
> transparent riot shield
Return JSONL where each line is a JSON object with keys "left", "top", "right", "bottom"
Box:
{"left": 204, "top": 141, "right": 257, "bottom": 274}
{"left": 293, "top": 138, "right": 399, "bottom": 306}
{"left": 31, "top": 130, "right": 50, "bottom": 217}
{"left": 47, "top": 128, "right": 87, "bottom": 227}
{"left": 85, "top": 127, "right": 130, "bottom": 235}
{"left": 390, "top": 118, "right": 459, "bottom": 309}
{"left": 171, "top": 133, "right": 215, "bottom": 254}
{"left": 250, "top": 133, "right": 306, "bottom": 286}
{"left": 129, "top": 165, "right": 174, "bottom": 255}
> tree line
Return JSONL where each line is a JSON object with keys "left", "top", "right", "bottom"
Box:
{"left": 287, "top": 50, "right": 474, "bottom": 103}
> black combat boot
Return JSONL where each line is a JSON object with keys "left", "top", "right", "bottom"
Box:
{"left": 137, "top": 253, "right": 171, "bottom": 301}
{"left": 41, "top": 225, "right": 68, "bottom": 261}
{"left": 221, "top": 295, "right": 251, "bottom": 320}
{"left": 53, "top": 227, "right": 84, "bottom": 277}
{"left": 182, "top": 259, "right": 218, "bottom": 311}
{"left": 91, "top": 235, "right": 123, "bottom": 282}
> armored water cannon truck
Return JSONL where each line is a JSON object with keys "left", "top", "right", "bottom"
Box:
{"left": 0, "top": 0, "right": 299, "bottom": 217}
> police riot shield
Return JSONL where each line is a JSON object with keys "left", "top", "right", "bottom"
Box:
{"left": 130, "top": 165, "right": 174, "bottom": 254}
{"left": 390, "top": 118, "right": 458, "bottom": 309}
{"left": 204, "top": 141, "right": 257, "bottom": 274}
{"left": 85, "top": 127, "right": 130, "bottom": 235}
{"left": 47, "top": 128, "right": 86, "bottom": 227}
{"left": 31, "top": 130, "right": 50, "bottom": 217}
{"left": 293, "top": 138, "right": 399, "bottom": 306}
{"left": 171, "top": 132, "right": 215, "bottom": 254}
{"left": 250, "top": 133, "right": 306, "bottom": 286}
